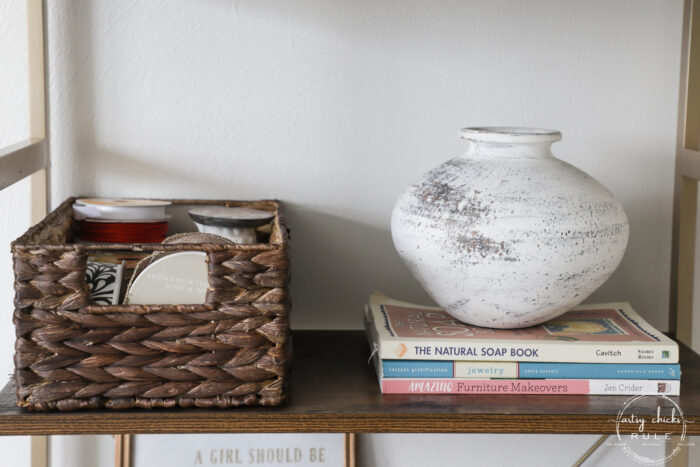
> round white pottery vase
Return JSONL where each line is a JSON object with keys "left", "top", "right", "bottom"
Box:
{"left": 391, "top": 127, "right": 629, "bottom": 328}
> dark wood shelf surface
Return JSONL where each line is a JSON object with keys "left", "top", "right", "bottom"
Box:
{"left": 1, "top": 330, "right": 699, "bottom": 435}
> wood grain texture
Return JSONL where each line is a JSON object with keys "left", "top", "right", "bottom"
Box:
{"left": 1, "top": 331, "right": 699, "bottom": 435}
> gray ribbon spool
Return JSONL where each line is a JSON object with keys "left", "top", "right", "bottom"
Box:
{"left": 188, "top": 207, "right": 274, "bottom": 244}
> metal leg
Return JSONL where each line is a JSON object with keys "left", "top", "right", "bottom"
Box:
{"left": 344, "top": 433, "right": 356, "bottom": 467}
{"left": 30, "top": 436, "right": 47, "bottom": 467}
{"left": 115, "top": 434, "right": 131, "bottom": 467}
{"left": 669, "top": 435, "right": 690, "bottom": 467}
{"left": 571, "top": 435, "right": 608, "bottom": 467}
{"left": 28, "top": 2, "right": 49, "bottom": 467}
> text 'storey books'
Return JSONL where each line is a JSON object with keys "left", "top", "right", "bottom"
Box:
{"left": 365, "top": 293, "right": 678, "bottom": 364}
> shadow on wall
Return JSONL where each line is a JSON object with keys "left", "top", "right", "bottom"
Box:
{"left": 585, "top": 181, "right": 669, "bottom": 316}
{"left": 71, "top": 147, "right": 215, "bottom": 197}
{"left": 53, "top": 143, "right": 661, "bottom": 331}
{"left": 52, "top": 139, "right": 434, "bottom": 329}
{"left": 59, "top": 145, "right": 666, "bottom": 330}
{"left": 285, "top": 203, "right": 434, "bottom": 330}
{"left": 283, "top": 186, "right": 663, "bottom": 331}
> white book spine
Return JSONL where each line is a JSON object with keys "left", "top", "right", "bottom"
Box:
{"left": 586, "top": 379, "right": 680, "bottom": 395}
{"left": 379, "top": 340, "right": 678, "bottom": 363}
{"left": 454, "top": 362, "right": 517, "bottom": 378}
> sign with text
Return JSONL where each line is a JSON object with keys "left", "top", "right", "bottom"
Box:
{"left": 132, "top": 434, "right": 345, "bottom": 467}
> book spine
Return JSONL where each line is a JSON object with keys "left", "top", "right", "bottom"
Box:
{"left": 454, "top": 361, "right": 517, "bottom": 378}
{"left": 380, "top": 340, "right": 679, "bottom": 363}
{"left": 381, "top": 361, "right": 682, "bottom": 380}
{"left": 380, "top": 360, "right": 519, "bottom": 378}
{"left": 382, "top": 360, "right": 455, "bottom": 378}
{"left": 380, "top": 379, "right": 681, "bottom": 395}
{"left": 518, "top": 363, "right": 681, "bottom": 380}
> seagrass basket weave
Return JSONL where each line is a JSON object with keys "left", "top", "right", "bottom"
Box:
{"left": 12, "top": 198, "right": 290, "bottom": 411}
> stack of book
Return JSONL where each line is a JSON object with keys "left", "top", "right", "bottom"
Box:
{"left": 365, "top": 293, "right": 681, "bottom": 395}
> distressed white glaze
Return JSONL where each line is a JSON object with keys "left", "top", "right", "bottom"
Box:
{"left": 391, "top": 127, "right": 629, "bottom": 328}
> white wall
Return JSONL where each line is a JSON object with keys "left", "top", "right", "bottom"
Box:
{"left": 358, "top": 433, "right": 666, "bottom": 467}
{"left": 48, "top": 435, "right": 114, "bottom": 467}
{"left": 24, "top": 0, "right": 693, "bottom": 465}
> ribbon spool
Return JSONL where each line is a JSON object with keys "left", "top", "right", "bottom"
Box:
{"left": 77, "top": 220, "right": 169, "bottom": 243}
{"left": 124, "top": 232, "right": 235, "bottom": 304}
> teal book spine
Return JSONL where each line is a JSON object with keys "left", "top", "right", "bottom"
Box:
{"left": 381, "top": 360, "right": 681, "bottom": 380}
{"left": 518, "top": 363, "right": 681, "bottom": 380}
{"left": 382, "top": 360, "right": 453, "bottom": 378}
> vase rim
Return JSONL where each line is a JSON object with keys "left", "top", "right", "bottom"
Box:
{"left": 460, "top": 127, "right": 562, "bottom": 144}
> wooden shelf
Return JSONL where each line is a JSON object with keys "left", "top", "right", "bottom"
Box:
{"left": 1, "top": 330, "right": 699, "bottom": 436}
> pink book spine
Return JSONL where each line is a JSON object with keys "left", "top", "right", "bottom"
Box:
{"left": 381, "top": 379, "right": 680, "bottom": 395}
{"left": 383, "top": 379, "right": 588, "bottom": 394}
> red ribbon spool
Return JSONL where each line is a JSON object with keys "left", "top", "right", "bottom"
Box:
{"left": 78, "top": 220, "right": 169, "bottom": 243}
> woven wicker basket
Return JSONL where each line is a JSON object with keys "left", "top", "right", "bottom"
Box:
{"left": 12, "top": 198, "right": 290, "bottom": 411}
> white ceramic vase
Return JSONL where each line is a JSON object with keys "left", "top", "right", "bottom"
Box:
{"left": 391, "top": 127, "right": 629, "bottom": 328}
